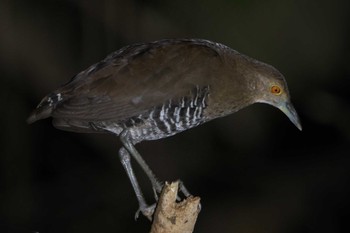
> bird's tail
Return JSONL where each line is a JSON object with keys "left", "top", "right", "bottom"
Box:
{"left": 27, "top": 93, "right": 63, "bottom": 124}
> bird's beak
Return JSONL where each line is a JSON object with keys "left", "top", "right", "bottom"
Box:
{"left": 278, "top": 102, "right": 302, "bottom": 131}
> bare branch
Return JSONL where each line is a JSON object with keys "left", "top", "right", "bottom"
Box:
{"left": 150, "top": 181, "right": 201, "bottom": 233}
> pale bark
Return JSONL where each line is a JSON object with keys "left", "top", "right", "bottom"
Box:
{"left": 149, "top": 181, "right": 201, "bottom": 233}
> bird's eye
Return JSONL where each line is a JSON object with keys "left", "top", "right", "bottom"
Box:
{"left": 271, "top": 85, "right": 282, "bottom": 95}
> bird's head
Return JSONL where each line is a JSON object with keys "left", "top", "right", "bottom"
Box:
{"left": 252, "top": 63, "right": 302, "bottom": 131}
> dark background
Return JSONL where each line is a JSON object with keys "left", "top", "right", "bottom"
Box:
{"left": 1, "top": 0, "right": 349, "bottom": 232}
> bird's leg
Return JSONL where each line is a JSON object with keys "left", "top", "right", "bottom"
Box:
{"left": 120, "top": 130, "right": 195, "bottom": 209}
{"left": 120, "top": 130, "right": 163, "bottom": 196}
{"left": 118, "top": 147, "right": 155, "bottom": 220}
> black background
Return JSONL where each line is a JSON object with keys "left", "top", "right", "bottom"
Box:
{"left": 1, "top": 0, "right": 349, "bottom": 232}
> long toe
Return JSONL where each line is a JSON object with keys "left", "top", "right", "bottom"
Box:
{"left": 152, "top": 181, "right": 165, "bottom": 201}
{"left": 135, "top": 203, "right": 157, "bottom": 221}
{"left": 178, "top": 180, "right": 192, "bottom": 197}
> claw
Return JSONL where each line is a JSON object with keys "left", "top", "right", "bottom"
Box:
{"left": 135, "top": 180, "right": 194, "bottom": 221}
{"left": 152, "top": 186, "right": 160, "bottom": 201}
{"left": 178, "top": 180, "right": 191, "bottom": 197}
{"left": 135, "top": 203, "right": 157, "bottom": 221}
{"left": 153, "top": 179, "right": 193, "bottom": 202}
{"left": 134, "top": 209, "right": 140, "bottom": 220}
{"left": 152, "top": 180, "right": 165, "bottom": 201}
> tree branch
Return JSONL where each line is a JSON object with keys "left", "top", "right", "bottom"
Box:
{"left": 149, "top": 181, "right": 201, "bottom": 233}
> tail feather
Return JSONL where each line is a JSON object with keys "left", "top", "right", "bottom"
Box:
{"left": 27, "top": 93, "right": 63, "bottom": 124}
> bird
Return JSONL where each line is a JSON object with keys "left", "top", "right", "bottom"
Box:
{"left": 27, "top": 38, "right": 302, "bottom": 220}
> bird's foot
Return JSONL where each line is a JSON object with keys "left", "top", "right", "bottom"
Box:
{"left": 135, "top": 180, "right": 197, "bottom": 221}
{"left": 135, "top": 203, "right": 157, "bottom": 221}
{"left": 153, "top": 179, "right": 193, "bottom": 201}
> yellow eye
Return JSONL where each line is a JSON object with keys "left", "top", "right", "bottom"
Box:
{"left": 271, "top": 85, "right": 282, "bottom": 95}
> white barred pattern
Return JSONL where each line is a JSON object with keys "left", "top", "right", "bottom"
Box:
{"left": 113, "top": 85, "right": 210, "bottom": 142}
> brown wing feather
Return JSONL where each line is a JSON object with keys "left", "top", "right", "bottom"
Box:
{"left": 49, "top": 39, "right": 223, "bottom": 122}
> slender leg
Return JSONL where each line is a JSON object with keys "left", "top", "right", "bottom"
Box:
{"left": 118, "top": 147, "right": 155, "bottom": 220}
{"left": 120, "top": 130, "right": 163, "bottom": 195}
{"left": 119, "top": 130, "right": 195, "bottom": 213}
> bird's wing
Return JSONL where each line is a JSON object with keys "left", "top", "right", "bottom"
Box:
{"left": 51, "top": 40, "right": 223, "bottom": 122}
